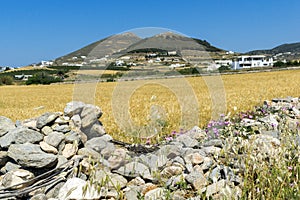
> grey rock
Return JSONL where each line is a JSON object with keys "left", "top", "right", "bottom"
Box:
{"left": 85, "top": 137, "right": 108, "bottom": 153}
{"left": 65, "top": 131, "right": 82, "bottom": 144}
{"left": 41, "top": 126, "right": 53, "bottom": 135}
{"left": 52, "top": 124, "right": 70, "bottom": 133}
{"left": 94, "top": 170, "right": 127, "bottom": 189}
{"left": 127, "top": 177, "right": 146, "bottom": 186}
{"left": 108, "top": 148, "right": 128, "bottom": 170}
{"left": 64, "top": 101, "right": 85, "bottom": 117}
{"left": 0, "top": 151, "right": 8, "bottom": 166}
{"left": 99, "top": 134, "right": 113, "bottom": 142}
{"left": 2, "top": 169, "right": 35, "bottom": 189}
{"left": 172, "top": 156, "right": 185, "bottom": 166}
{"left": 56, "top": 155, "right": 68, "bottom": 169}
{"left": 100, "top": 142, "right": 115, "bottom": 159}
{"left": 201, "top": 157, "right": 214, "bottom": 171}
{"left": 185, "top": 170, "right": 207, "bottom": 190}
{"left": 156, "top": 144, "right": 182, "bottom": 160}
{"left": 77, "top": 147, "right": 101, "bottom": 159}
{"left": 0, "top": 116, "right": 15, "bottom": 136}
{"left": 36, "top": 112, "right": 60, "bottom": 129}
{"left": 202, "top": 146, "right": 221, "bottom": 155}
{"left": 125, "top": 187, "right": 140, "bottom": 200}
{"left": 185, "top": 126, "right": 206, "bottom": 140}
{"left": 202, "top": 139, "right": 223, "bottom": 148}
{"left": 62, "top": 143, "right": 78, "bottom": 159}
{"left": 209, "top": 166, "right": 221, "bottom": 183}
{"left": 161, "top": 166, "right": 183, "bottom": 178}
{"left": 70, "top": 114, "right": 81, "bottom": 128}
{"left": 58, "top": 178, "right": 101, "bottom": 200}
{"left": 184, "top": 152, "right": 204, "bottom": 165}
{"left": 116, "top": 161, "right": 152, "bottom": 180}
{"left": 1, "top": 162, "right": 21, "bottom": 174}
{"left": 0, "top": 127, "right": 43, "bottom": 148}
{"left": 206, "top": 179, "right": 226, "bottom": 197}
{"left": 175, "top": 134, "right": 199, "bottom": 148}
{"left": 54, "top": 116, "right": 69, "bottom": 125}
{"left": 87, "top": 123, "right": 106, "bottom": 138}
{"left": 8, "top": 143, "right": 57, "bottom": 168}
{"left": 80, "top": 104, "right": 102, "bottom": 129}
{"left": 44, "top": 132, "right": 65, "bottom": 148}
{"left": 39, "top": 141, "right": 58, "bottom": 154}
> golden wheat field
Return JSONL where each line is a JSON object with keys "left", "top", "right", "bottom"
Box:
{"left": 1, "top": 69, "right": 299, "bottom": 142}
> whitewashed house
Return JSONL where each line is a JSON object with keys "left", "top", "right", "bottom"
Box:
{"left": 214, "top": 59, "right": 232, "bottom": 68}
{"left": 232, "top": 55, "right": 273, "bottom": 69}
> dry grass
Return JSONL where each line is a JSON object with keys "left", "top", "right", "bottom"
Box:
{"left": 0, "top": 69, "right": 299, "bottom": 142}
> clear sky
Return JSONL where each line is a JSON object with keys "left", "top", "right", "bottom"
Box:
{"left": 1, "top": 0, "right": 299, "bottom": 67}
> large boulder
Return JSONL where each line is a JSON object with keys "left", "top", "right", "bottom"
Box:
{"left": 64, "top": 101, "right": 85, "bottom": 117}
{"left": 0, "top": 116, "right": 15, "bottom": 136}
{"left": 8, "top": 143, "right": 57, "bottom": 168}
{"left": 0, "top": 127, "right": 44, "bottom": 148}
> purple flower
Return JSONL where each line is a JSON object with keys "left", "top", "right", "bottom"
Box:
{"left": 224, "top": 121, "right": 230, "bottom": 126}
{"left": 146, "top": 138, "right": 151, "bottom": 145}
{"left": 165, "top": 136, "right": 173, "bottom": 142}
{"left": 288, "top": 166, "right": 293, "bottom": 171}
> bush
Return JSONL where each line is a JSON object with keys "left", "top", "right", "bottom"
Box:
{"left": 25, "top": 72, "right": 62, "bottom": 85}
{"left": 0, "top": 76, "right": 14, "bottom": 85}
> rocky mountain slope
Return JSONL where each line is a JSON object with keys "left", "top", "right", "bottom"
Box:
{"left": 248, "top": 42, "right": 300, "bottom": 55}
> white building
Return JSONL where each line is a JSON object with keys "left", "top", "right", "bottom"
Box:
{"left": 232, "top": 55, "right": 273, "bottom": 69}
{"left": 214, "top": 59, "right": 232, "bottom": 68}
{"left": 40, "top": 61, "right": 53, "bottom": 67}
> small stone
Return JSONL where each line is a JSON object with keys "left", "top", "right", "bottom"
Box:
{"left": 185, "top": 170, "right": 207, "bottom": 190}
{"left": 0, "top": 116, "right": 15, "bottom": 136}
{"left": 144, "top": 187, "right": 165, "bottom": 200}
{"left": 127, "top": 177, "right": 146, "bottom": 186}
{"left": 108, "top": 148, "right": 128, "bottom": 170}
{"left": 65, "top": 131, "right": 81, "bottom": 144}
{"left": 206, "top": 179, "right": 226, "bottom": 197}
{"left": 1, "top": 162, "right": 21, "bottom": 174}
{"left": 41, "top": 126, "right": 53, "bottom": 135}
{"left": 116, "top": 161, "right": 152, "bottom": 180}
{"left": 175, "top": 134, "right": 199, "bottom": 148}
{"left": 52, "top": 124, "right": 70, "bottom": 133}
{"left": 202, "top": 139, "right": 223, "bottom": 148}
{"left": 39, "top": 141, "right": 58, "bottom": 154}
{"left": 85, "top": 137, "right": 108, "bottom": 153}
{"left": 161, "top": 166, "right": 183, "bottom": 178}
{"left": 77, "top": 147, "right": 101, "bottom": 159}
{"left": 44, "top": 132, "right": 65, "bottom": 148}
{"left": 54, "top": 116, "right": 69, "bottom": 125}
{"left": 185, "top": 126, "right": 206, "bottom": 140}
{"left": 80, "top": 104, "right": 102, "bottom": 129}
{"left": 100, "top": 142, "right": 115, "bottom": 159}
{"left": 36, "top": 112, "right": 60, "bottom": 129}
{"left": 184, "top": 153, "right": 204, "bottom": 165}
{"left": 62, "top": 143, "right": 78, "bottom": 159}
{"left": 2, "top": 169, "right": 34, "bottom": 189}
{"left": 71, "top": 114, "right": 82, "bottom": 128}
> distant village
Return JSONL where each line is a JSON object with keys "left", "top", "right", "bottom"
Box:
{"left": 27, "top": 50, "right": 298, "bottom": 70}
{"left": 2, "top": 50, "right": 300, "bottom": 82}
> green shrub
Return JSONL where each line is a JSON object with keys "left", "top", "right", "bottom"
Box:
{"left": 25, "top": 72, "right": 62, "bottom": 85}
{"left": 0, "top": 75, "right": 14, "bottom": 85}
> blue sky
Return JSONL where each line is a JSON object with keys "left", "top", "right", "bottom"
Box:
{"left": 1, "top": 0, "right": 299, "bottom": 67}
